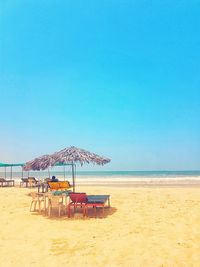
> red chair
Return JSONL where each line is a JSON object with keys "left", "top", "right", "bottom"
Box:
{"left": 68, "top": 193, "right": 88, "bottom": 218}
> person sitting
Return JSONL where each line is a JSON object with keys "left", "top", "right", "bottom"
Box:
{"left": 51, "top": 176, "right": 58, "bottom": 182}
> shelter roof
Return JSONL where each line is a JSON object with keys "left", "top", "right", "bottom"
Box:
{"left": 0, "top": 162, "right": 24, "bottom": 167}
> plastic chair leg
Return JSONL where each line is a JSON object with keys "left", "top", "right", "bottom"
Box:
{"left": 30, "top": 201, "right": 33, "bottom": 211}
{"left": 48, "top": 205, "right": 51, "bottom": 217}
{"left": 68, "top": 205, "right": 71, "bottom": 218}
{"left": 34, "top": 201, "right": 37, "bottom": 211}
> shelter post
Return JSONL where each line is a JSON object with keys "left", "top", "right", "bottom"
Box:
{"left": 63, "top": 166, "right": 66, "bottom": 181}
{"left": 21, "top": 167, "right": 24, "bottom": 178}
{"left": 72, "top": 162, "right": 75, "bottom": 192}
{"left": 48, "top": 168, "right": 50, "bottom": 179}
{"left": 10, "top": 166, "right": 13, "bottom": 179}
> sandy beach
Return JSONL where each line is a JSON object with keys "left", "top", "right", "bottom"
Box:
{"left": 2, "top": 0, "right": 200, "bottom": 266}
{"left": 1, "top": 185, "right": 200, "bottom": 267}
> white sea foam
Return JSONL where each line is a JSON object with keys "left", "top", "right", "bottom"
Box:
{"left": 75, "top": 176, "right": 200, "bottom": 184}
{"left": 1, "top": 171, "right": 200, "bottom": 185}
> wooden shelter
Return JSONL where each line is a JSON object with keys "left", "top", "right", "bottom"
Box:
{"left": 0, "top": 162, "right": 24, "bottom": 179}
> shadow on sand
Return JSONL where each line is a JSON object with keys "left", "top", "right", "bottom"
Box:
{"left": 30, "top": 206, "right": 117, "bottom": 221}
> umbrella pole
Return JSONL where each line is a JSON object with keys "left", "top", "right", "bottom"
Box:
{"left": 4, "top": 167, "right": 6, "bottom": 179}
{"left": 21, "top": 167, "right": 24, "bottom": 178}
{"left": 48, "top": 168, "right": 50, "bottom": 179}
{"left": 64, "top": 166, "right": 66, "bottom": 181}
{"left": 72, "top": 162, "right": 75, "bottom": 192}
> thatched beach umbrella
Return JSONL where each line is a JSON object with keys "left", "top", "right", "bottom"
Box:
{"left": 23, "top": 155, "right": 56, "bottom": 171}
{"left": 23, "top": 146, "right": 111, "bottom": 191}
{"left": 52, "top": 146, "right": 111, "bottom": 191}
{"left": 52, "top": 146, "right": 110, "bottom": 166}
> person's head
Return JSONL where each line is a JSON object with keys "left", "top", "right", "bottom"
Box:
{"left": 52, "top": 176, "right": 56, "bottom": 180}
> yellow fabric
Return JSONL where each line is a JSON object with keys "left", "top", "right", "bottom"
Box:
{"left": 48, "top": 182, "right": 60, "bottom": 190}
{"left": 48, "top": 181, "right": 71, "bottom": 191}
{"left": 58, "top": 181, "right": 71, "bottom": 189}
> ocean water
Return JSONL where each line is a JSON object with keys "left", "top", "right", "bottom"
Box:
{"left": 1, "top": 170, "right": 200, "bottom": 183}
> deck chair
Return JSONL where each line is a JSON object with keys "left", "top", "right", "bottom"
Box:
{"left": 47, "top": 181, "right": 60, "bottom": 191}
{"left": 68, "top": 192, "right": 88, "bottom": 218}
{"left": 68, "top": 193, "right": 110, "bottom": 218}
{"left": 58, "top": 181, "right": 71, "bottom": 190}
{"left": 85, "top": 195, "right": 110, "bottom": 217}
{"left": 20, "top": 178, "right": 29, "bottom": 187}
{"left": 28, "top": 177, "right": 38, "bottom": 188}
{"left": 0, "top": 178, "right": 7, "bottom": 187}
{"left": 0, "top": 178, "right": 15, "bottom": 187}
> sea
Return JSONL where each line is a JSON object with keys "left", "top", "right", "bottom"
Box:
{"left": 1, "top": 170, "right": 200, "bottom": 184}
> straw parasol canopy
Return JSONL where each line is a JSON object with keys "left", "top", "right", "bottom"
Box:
{"left": 52, "top": 146, "right": 111, "bottom": 166}
{"left": 23, "top": 146, "right": 111, "bottom": 191}
{"left": 23, "top": 154, "right": 56, "bottom": 171}
{"left": 23, "top": 146, "right": 110, "bottom": 170}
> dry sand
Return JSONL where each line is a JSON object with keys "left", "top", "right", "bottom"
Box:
{"left": 0, "top": 185, "right": 200, "bottom": 267}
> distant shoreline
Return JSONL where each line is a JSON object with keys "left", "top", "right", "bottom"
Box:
{"left": 11, "top": 177, "right": 200, "bottom": 187}
{"left": 0, "top": 172, "right": 200, "bottom": 186}
{"left": 1, "top": 171, "right": 200, "bottom": 186}
{"left": 78, "top": 182, "right": 200, "bottom": 188}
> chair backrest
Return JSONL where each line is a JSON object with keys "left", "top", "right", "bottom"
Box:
{"left": 28, "top": 177, "right": 37, "bottom": 186}
{"left": 58, "top": 181, "right": 71, "bottom": 189}
{"left": 48, "top": 194, "right": 62, "bottom": 207}
{"left": 48, "top": 181, "right": 71, "bottom": 190}
{"left": 69, "top": 192, "right": 87, "bottom": 203}
{"left": 21, "top": 178, "right": 28, "bottom": 182}
{"left": 28, "top": 177, "right": 37, "bottom": 181}
{"left": 48, "top": 182, "right": 60, "bottom": 191}
{"left": 30, "top": 192, "right": 39, "bottom": 199}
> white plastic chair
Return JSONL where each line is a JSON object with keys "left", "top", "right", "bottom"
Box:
{"left": 48, "top": 195, "right": 66, "bottom": 217}
{"left": 30, "top": 192, "right": 44, "bottom": 213}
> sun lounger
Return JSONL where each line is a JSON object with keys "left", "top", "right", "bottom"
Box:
{"left": 86, "top": 195, "right": 110, "bottom": 217}
{"left": 28, "top": 177, "right": 38, "bottom": 187}
{"left": 0, "top": 178, "right": 15, "bottom": 187}
{"left": 68, "top": 192, "right": 87, "bottom": 218}
{"left": 20, "top": 178, "right": 29, "bottom": 187}
{"left": 68, "top": 193, "right": 110, "bottom": 218}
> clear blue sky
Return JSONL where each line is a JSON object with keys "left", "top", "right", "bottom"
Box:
{"left": 0, "top": 0, "right": 200, "bottom": 170}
